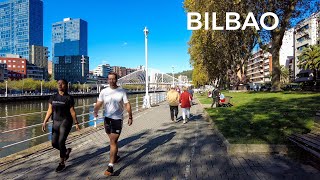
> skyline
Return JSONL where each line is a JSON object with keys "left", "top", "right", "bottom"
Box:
{"left": 42, "top": 0, "right": 192, "bottom": 73}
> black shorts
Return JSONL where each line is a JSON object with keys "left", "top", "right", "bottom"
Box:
{"left": 104, "top": 117, "right": 123, "bottom": 134}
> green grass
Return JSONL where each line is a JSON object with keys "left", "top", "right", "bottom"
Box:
{"left": 196, "top": 91, "right": 320, "bottom": 144}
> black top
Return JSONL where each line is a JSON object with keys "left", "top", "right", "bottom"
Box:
{"left": 212, "top": 89, "right": 220, "bottom": 98}
{"left": 49, "top": 93, "right": 75, "bottom": 121}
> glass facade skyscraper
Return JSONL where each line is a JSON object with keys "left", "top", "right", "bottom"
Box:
{"left": 0, "top": 0, "right": 43, "bottom": 59}
{"left": 52, "top": 18, "right": 89, "bottom": 83}
{"left": 52, "top": 18, "right": 88, "bottom": 59}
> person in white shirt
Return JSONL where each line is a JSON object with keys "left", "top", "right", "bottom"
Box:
{"left": 93, "top": 72, "right": 133, "bottom": 176}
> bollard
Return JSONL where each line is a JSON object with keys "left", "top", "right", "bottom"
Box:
{"left": 136, "top": 96, "right": 139, "bottom": 112}
{"left": 93, "top": 117, "right": 97, "bottom": 128}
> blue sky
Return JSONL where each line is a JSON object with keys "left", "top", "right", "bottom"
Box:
{"left": 43, "top": 0, "right": 192, "bottom": 73}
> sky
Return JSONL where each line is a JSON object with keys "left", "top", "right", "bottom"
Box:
{"left": 43, "top": 0, "right": 192, "bottom": 73}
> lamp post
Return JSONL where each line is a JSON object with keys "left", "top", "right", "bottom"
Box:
{"left": 143, "top": 27, "right": 150, "bottom": 108}
{"left": 83, "top": 82, "right": 86, "bottom": 93}
{"left": 5, "top": 80, "right": 8, "bottom": 97}
{"left": 68, "top": 82, "right": 71, "bottom": 93}
{"left": 40, "top": 81, "right": 43, "bottom": 96}
{"left": 81, "top": 55, "right": 86, "bottom": 78}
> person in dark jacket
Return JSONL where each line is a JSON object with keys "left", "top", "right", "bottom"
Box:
{"left": 211, "top": 87, "right": 220, "bottom": 108}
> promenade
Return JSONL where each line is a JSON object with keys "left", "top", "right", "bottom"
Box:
{"left": 1, "top": 99, "right": 319, "bottom": 179}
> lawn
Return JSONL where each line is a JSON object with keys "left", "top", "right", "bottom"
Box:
{"left": 196, "top": 91, "right": 320, "bottom": 144}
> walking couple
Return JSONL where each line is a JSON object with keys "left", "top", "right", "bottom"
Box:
{"left": 42, "top": 72, "right": 133, "bottom": 176}
{"left": 166, "top": 86, "right": 193, "bottom": 124}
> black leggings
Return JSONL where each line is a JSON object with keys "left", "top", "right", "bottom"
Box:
{"left": 52, "top": 120, "right": 73, "bottom": 158}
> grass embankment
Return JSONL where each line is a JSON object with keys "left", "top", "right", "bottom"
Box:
{"left": 197, "top": 91, "right": 320, "bottom": 144}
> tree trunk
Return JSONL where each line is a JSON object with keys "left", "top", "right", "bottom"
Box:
{"left": 271, "top": 40, "right": 282, "bottom": 91}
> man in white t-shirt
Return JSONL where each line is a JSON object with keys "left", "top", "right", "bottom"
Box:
{"left": 93, "top": 72, "right": 133, "bottom": 176}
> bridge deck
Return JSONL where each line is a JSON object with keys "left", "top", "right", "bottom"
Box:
{"left": 1, "top": 99, "right": 319, "bottom": 179}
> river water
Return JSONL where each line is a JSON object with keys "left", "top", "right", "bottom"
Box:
{"left": 0, "top": 92, "right": 165, "bottom": 158}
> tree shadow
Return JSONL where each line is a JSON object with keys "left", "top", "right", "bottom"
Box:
{"left": 65, "top": 130, "right": 150, "bottom": 171}
{"left": 113, "top": 132, "right": 176, "bottom": 176}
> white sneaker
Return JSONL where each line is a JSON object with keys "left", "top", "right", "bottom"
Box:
{"left": 183, "top": 120, "right": 186, "bottom": 124}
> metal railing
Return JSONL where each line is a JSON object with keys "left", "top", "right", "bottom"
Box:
{"left": 0, "top": 92, "right": 166, "bottom": 150}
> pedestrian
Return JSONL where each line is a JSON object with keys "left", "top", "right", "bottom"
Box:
{"left": 176, "top": 86, "right": 181, "bottom": 94}
{"left": 211, "top": 87, "right": 220, "bottom": 108}
{"left": 93, "top": 72, "right": 133, "bottom": 176}
{"left": 42, "top": 79, "right": 80, "bottom": 172}
{"left": 180, "top": 86, "right": 193, "bottom": 124}
{"left": 166, "top": 85, "right": 180, "bottom": 122}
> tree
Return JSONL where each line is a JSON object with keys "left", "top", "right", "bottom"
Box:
{"left": 184, "top": 0, "right": 259, "bottom": 89}
{"left": 256, "top": 0, "right": 319, "bottom": 91}
{"left": 298, "top": 45, "right": 320, "bottom": 85}
{"left": 280, "top": 65, "right": 290, "bottom": 84}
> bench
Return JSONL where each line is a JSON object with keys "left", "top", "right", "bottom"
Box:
{"left": 288, "top": 112, "right": 320, "bottom": 168}
{"left": 288, "top": 132, "right": 320, "bottom": 159}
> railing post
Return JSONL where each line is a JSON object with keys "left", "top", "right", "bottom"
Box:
{"left": 136, "top": 96, "right": 139, "bottom": 112}
{"left": 94, "top": 117, "right": 97, "bottom": 128}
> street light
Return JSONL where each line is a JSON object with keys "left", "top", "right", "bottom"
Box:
{"left": 40, "top": 81, "right": 43, "bottom": 96}
{"left": 68, "top": 82, "right": 71, "bottom": 93}
{"left": 83, "top": 82, "right": 86, "bottom": 93}
{"left": 143, "top": 27, "right": 150, "bottom": 108}
{"left": 5, "top": 80, "right": 8, "bottom": 97}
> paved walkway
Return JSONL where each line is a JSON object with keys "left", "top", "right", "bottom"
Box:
{"left": 1, "top": 99, "right": 320, "bottom": 179}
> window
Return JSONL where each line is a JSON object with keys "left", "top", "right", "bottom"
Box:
{"left": 65, "top": 56, "right": 71, "bottom": 63}
{"left": 22, "top": 65, "right": 24, "bottom": 68}
{"left": 13, "top": 65, "right": 16, "bottom": 68}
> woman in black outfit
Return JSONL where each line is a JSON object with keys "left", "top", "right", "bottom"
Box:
{"left": 42, "top": 79, "right": 80, "bottom": 172}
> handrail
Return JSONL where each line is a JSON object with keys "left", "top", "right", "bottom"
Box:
{"left": 0, "top": 109, "right": 104, "bottom": 134}
{"left": 0, "top": 97, "right": 142, "bottom": 119}
{"left": 1, "top": 116, "right": 104, "bottom": 149}
{"left": 0, "top": 92, "right": 166, "bottom": 150}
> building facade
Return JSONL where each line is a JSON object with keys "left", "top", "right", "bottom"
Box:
{"left": 53, "top": 55, "right": 89, "bottom": 83}
{"left": 48, "top": 60, "right": 52, "bottom": 75}
{"left": 93, "top": 64, "right": 111, "bottom": 77}
{"left": 0, "top": 63, "right": 8, "bottom": 82}
{"left": 112, "top": 66, "right": 122, "bottom": 77}
{"left": 29, "top": 45, "right": 49, "bottom": 79}
{"left": 294, "top": 12, "right": 320, "bottom": 78}
{"left": 0, "top": 0, "right": 43, "bottom": 59}
{"left": 52, "top": 18, "right": 88, "bottom": 82}
{"left": 52, "top": 18, "right": 88, "bottom": 57}
{"left": 0, "top": 56, "right": 27, "bottom": 80}
{"left": 27, "top": 63, "right": 44, "bottom": 80}
{"left": 247, "top": 50, "right": 272, "bottom": 88}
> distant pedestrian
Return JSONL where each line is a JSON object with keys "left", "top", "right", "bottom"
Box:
{"left": 93, "top": 72, "right": 133, "bottom": 176}
{"left": 166, "top": 85, "right": 180, "bottom": 122}
{"left": 176, "top": 86, "right": 181, "bottom": 94}
{"left": 180, "top": 86, "right": 193, "bottom": 124}
{"left": 211, "top": 87, "right": 220, "bottom": 108}
{"left": 42, "top": 79, "right": 80, "bottom": 173}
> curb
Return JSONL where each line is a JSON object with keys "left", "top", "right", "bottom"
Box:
{"left": 196, "top": 95, "right": 288, "bottom": 155}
